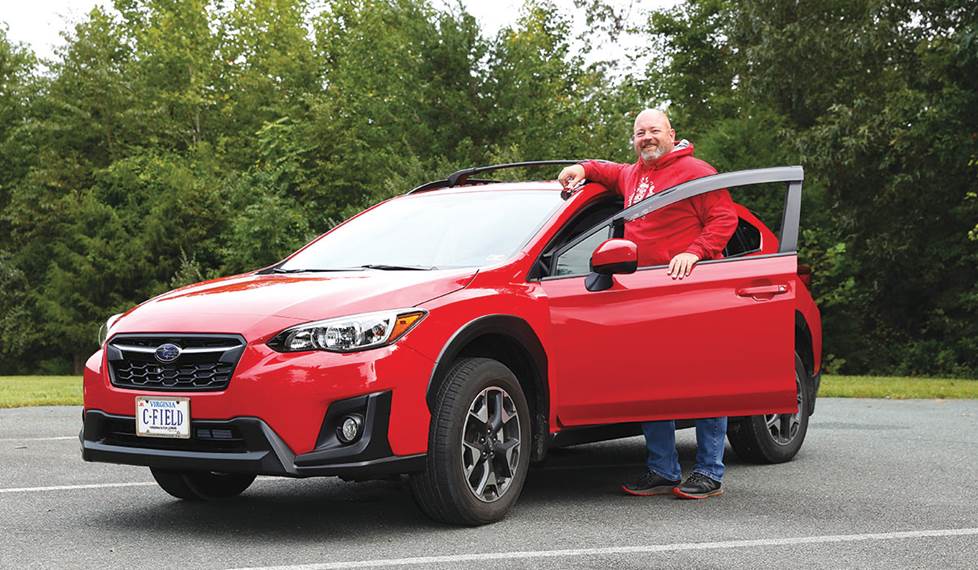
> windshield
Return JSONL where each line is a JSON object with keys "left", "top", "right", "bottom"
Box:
{"left": 280, "top": 190, "right": 564, "bottom": 270}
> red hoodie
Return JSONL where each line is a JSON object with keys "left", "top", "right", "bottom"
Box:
{"left": 582, "top": 141, "right": 737, "bottom": 267}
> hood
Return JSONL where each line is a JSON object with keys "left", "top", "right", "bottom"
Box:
{"left": 113, "top": 268, "right": 477, "bottom": 340}
{"left": 650, "top": 139, "right": 694, "bottom": 170}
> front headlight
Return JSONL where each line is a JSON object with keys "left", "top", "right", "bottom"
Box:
{"left": 97, "top": 313, "right": 124, "bottom": 346}
{"left": 267, "top": 308, "right": 427, "bottom": 353}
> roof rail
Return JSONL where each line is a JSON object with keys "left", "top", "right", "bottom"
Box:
{"left": 407, "top": 160, "right": 583, "bottom": 195}
{"left": 408, "top": 178, "right": 497, "bottom": 194}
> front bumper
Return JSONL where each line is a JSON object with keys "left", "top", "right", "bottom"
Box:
{"left": 81, "top": 391, "right": 425, "bottom": 480}
{"left": 83, "top": 341, "right": 435, "bottom": 457}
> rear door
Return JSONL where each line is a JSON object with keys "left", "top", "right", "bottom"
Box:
{"left": 540, "top": 167, "right": 804, "bottom": 427}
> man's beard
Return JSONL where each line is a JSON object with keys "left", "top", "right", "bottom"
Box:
{"left": 640, "top": 144, "right": 666, "bottom": 162}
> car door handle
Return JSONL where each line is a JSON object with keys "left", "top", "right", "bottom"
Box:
{"left": 736, "top": 284, "right": 789, "bottom": 300}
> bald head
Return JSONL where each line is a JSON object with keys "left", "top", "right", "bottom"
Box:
{"left": 634, "top": 109, "right": 672, "bottom": 130}
{"left": 632, "top": 108, "right": 676, "bottom": 165}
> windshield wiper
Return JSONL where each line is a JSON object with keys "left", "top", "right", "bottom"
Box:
{"left": 358, "top": 264, "right": 437, "bottom": 271}
{"left": 269, "top": 267, "right": 361, "bottom": 274}
{"left": 268, "top": 265, "right": 437, "bottom": 273}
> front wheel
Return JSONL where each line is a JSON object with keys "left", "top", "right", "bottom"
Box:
{"left": 727, "top": 353, "right": 810, "bottom": 464}
{"left": 409, "top": 357, "right": 531, "bottom": 525}
{"left": 150, "top": 468, "right": 256, "bottom": 500}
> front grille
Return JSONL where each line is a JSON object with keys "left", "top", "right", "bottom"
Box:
{"left": 113, "top": 360, "right": 236, "bottom": 388}
{"left": 107, "top": 334, "right": 246, "bottom": 392}
{"left": 109, "top": 337, "right": 242, "bottom": 350}
{"left": 99, "top": 415, "right": 248, "bottom": 452}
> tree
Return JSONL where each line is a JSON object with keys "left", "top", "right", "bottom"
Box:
{"left": 5, "top": 0, "right": 973, "bottom": 376}
{"left": 0, "top": 25, "right": 37, "bottom": 214}
{"left": 644, "top": 0, "right": 978, "bottom": 375}
{"left": 483, "top": 1, "right": 640, "bottom": 165}
{"left": 0, "top": 9, "right": 134, "bottom": 372}
{"left": 217, "top": 0, "right": 321, "bottom": 168}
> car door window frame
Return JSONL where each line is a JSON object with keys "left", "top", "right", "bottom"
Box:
{"left": 529, "top": 195, "right": 623, "bottom": 280}
{"left": 542, "top": 166, "right": 804, "bottom": 280}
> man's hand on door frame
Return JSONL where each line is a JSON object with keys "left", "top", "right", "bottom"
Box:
{"left": 668, "top": 252, "right": 700, "bottom": 280}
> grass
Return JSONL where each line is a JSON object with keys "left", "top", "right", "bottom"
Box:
{"left": 0, "top": 376, "right": 82, "bottom": 408}
{"left": 0, "top": 374, "right": 976, "bottom": 408}
{"left": 820, "top": 374, "right": 978, "bottom": 399}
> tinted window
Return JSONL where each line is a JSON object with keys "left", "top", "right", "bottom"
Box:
{"left": 723, "top": 218, "right": 762, "bottom": 257}
{"left": 281, "top": 190, "right": 564, "bottom": 270}
{"left": 553, "top": 225, "right": 612, "bottom": 276}
{"left": 531, "top": 198, "right": 622, "bottom": 279}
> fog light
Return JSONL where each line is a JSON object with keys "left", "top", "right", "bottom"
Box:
{"left": 337, "top": 414, "right": 364, "bottom": 444}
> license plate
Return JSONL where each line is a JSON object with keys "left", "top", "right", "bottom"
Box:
{"left": 136, "top": 397, "right": 190, "bottom": 439}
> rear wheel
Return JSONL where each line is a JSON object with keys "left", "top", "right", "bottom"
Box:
{"left": 727, "top": 353, "right": 810, "bottom": 464}
{"left": 409, "top": 357, "right": 531, "bottom": 525}
{"left": 150, "top": 468, "right": 256, "bottom": 500}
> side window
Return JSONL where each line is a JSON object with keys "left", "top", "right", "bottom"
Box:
{"left": 723, "top": 218, "right": 761, "bottom": 258}
{"left": 531, "top": 196, "right": 621, "bottom": 280}
{"left": 553, "top": 225, "right": 612, "bottom": 277}
{"left": 622, "top": 181, "right": 787, "bottom": 267}
{"left": 614, "top": 167, "right": 803, "bottom": 260}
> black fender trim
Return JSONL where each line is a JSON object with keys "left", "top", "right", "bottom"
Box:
{"left": 426, "top": 314, "right": 550, "bottom": 461}
{"left": 795, "top": 311, "right": 818, "bottom": 416}
{"left": 810, "top": 370, "right": 821, "bottom": 415}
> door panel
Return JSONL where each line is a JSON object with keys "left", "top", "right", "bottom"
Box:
{"left": 543, "top": 254, "right": 797, "bottom": 427}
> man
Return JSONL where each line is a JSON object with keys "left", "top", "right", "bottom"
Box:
{"left": 557, "top": 109, "right": 738, "bottom": 499}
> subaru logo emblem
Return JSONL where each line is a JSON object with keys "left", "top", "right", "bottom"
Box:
{"left": 154, "top": 343, "right": 182, "bottom": 363}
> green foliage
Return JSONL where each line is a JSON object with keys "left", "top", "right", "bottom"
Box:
{"left": 968, "top": 161, "right": 978, "bottom": 242}
{"left": 1, "top": 0, "right": 976, "bottom": 377}
{"left": 0, "top": 253, "right": 41, "bottom": 374}
{"left": 648, "top": 0, "right": 978, "bottom": 376}
{"left": 820, "top": 375, "right": 978, "bottom": 400}
{"left": 220, "top": 174, "right": 312, "bottom": 274}
{"left": 0, "top": 0, "right": 637, "bottom": 373}
{"left": 0, "top": 25, "right": 37, "bottom": 208}
{"left": 484, "top": 1, "right": 639, "bottom": 163}
{"left": 0, "top": 376, "right": 83, "bottom": 408}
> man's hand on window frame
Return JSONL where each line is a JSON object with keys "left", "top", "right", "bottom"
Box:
{"left": 557, "top": 164, "right": 586, "bottom": 189}
{"left": 668, "top": 252, "right": 700, "bottom": 280}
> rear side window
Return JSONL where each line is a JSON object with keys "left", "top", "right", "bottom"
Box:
{"left": 723, "top": 218, "right": 761, "bottom": 258}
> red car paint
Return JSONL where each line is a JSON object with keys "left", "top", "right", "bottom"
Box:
{"left": 83, "top": 178, "right": 821, "bottom": 461}
{"left": 590, "top": 238, "right": 638, "bottom": 270}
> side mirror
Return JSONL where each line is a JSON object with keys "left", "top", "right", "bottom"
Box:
{"left": 586, "top": 239, "right": 637, "bottom": 292}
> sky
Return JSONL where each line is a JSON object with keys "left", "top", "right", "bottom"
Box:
{"left": 0, "top": 0, "right": 675, "bottom": 67}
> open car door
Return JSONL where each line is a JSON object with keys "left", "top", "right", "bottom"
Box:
{"left": 541, "top": 166, "right": 804, "bottom": 427}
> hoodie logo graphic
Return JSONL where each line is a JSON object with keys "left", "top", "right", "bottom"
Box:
{"left": 629, "top": 177, "right": 655, "bottom": 207}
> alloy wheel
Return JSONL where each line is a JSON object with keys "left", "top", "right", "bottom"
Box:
{"left": 763, "top": 372, "right": 803, "bottom": 446}
{"left": 460, "top": 386, "right": 522, "bottom": 502}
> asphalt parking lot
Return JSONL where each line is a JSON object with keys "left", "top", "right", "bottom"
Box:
{"left": 2, "top": 399, "right": 977, "bottom": 569}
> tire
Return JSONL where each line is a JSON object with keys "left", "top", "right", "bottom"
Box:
{"left": 150, "top": 468, "right": 256, "bottom": 500}
{"left": 727, "top": 353, "right": 810, "bottom": 464}
{"left": 409, "top": 357, "right": 532, "bottom": 526}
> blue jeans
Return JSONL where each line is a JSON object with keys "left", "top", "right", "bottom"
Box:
{"left": 642, "top": 417, "right": 727, "bottom": 483}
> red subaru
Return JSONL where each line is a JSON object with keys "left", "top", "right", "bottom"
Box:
{"left": 82, "top": 162, "right": 822, "bottom": 525}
